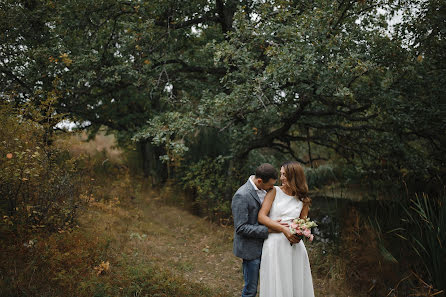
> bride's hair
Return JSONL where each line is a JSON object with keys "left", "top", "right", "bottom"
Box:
{"left": 281, "top": 161, "right": 310, "bottom": 202}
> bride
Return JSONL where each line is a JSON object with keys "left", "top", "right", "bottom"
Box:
{"left": 258, "top": 161, "right": 315, "bottom": 297}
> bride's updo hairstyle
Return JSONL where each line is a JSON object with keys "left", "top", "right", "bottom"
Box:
{"left": 282, "top": 161, "right": 310, "bottom": 203}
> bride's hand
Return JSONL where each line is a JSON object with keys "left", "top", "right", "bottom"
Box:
{"left": 282, "top": 227, "right": 300, "bottom": 244}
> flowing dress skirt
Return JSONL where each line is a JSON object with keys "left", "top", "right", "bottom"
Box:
{"left": 259, "top": 233, "right": 315, "bottom": 297}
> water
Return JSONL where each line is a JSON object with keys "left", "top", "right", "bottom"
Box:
{"left": 310, "top": 195, "right": 390, "bottom": 244}
{"left": 309, "top": 196, "right": 351, "bottom": 243}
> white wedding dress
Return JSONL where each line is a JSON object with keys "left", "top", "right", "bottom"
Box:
{"left": 259, "top": 186, "right": 315, "bottom": 297}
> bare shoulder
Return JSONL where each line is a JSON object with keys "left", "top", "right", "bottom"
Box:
{"left": 260, "top": 187, "right": 276, "bottom": 213}
{"left": 265, "top": 186, "right": 277, "bottom": 200}
{"left": 269, "top": 186, "right": 277, "bottom": 194}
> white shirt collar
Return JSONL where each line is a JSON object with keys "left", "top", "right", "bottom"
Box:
{"left": 249, "top": 175, "right": 265, "bottom": 192}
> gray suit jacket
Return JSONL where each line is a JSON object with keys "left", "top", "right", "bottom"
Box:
{"left": 232, "top": 179, "right": 269, "bottom": 260}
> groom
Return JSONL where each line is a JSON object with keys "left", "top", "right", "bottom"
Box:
{"left": 231, "top": 163, "right": 279, "bottom": 297}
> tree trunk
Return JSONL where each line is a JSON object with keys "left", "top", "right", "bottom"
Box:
{"left": 138, "top": 139, "right": 168, "bottom": 184}
{"left": 307, "top": 127, "right": 313, "bottom": 168}
{"left": 139, "top": 140, "right": 150, "bottom": 178}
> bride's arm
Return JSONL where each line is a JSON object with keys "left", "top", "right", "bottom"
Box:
{"left": 258, "top": 188, "right": 288, "bottom": 233}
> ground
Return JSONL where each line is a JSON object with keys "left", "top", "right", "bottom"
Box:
{"left": 76, "top": 183, "right": 355, "bottom": 297}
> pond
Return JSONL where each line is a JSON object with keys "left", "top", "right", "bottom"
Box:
{"left": 310, "top": 195, "right": 385, "bottom": 244}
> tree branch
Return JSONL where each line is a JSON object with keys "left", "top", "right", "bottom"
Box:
{"left": 154, "top": 15, "right": 219, "bottom": 29}
{"left": 330, "top": 0, "right": 355, "bottom": 34}
{"left": 271, "top": 142, "right": 308, "bottom": 164}
{"left": 0, "top": 67, "right": 33, "bottom": 95}
{"left": 307, "top": 122, "right": 384, "bottom": 132}
{"left": 238, "top": 96, "right": 312, "bottom": 157}
{"left": 153, "top": 59, "right": 227, "bottom": 75}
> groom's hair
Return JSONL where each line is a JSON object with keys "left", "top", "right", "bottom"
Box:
{"left": 255, "top": 163, "right": 278, "bottom": 182}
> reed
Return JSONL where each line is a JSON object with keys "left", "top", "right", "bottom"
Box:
{"left": 402, "top": 192, "right": 446, "bottom": 293}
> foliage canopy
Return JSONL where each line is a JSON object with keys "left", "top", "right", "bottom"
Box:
{"left": 1, "top": 0, "right": 444, "bottom": 184}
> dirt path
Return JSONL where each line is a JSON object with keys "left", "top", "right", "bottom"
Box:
{"left": 79, "top": 188, "right": 243, "bottom": 296}
{"left": 132, "top": 191, "right": 243, "bottom": 296}
{"left": 78, "top": 186, "right": 352, "bottom": 297}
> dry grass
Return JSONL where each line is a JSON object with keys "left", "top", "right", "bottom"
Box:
{"left": 0, "top": 176, "right": 219, "bottom": 297}
{"left": 0, "top": 171, "right": 360, "bottom": 297}
{"left": 115, "top": 186, "right": 243, "bottom": 296}
{"left": 77, "top": 182, "right": 237, "bottom": 296}
{"left": 337, "top": 206, "right": 404, "bottom": 296}
{"left": 308, "top": 243, "right": 356, "bottom": 297}
{"left": 56, "top": 130, "right": 123, "bottom": 162}
{"left": 0, "top": 131, "right": 362, "bottom": 296}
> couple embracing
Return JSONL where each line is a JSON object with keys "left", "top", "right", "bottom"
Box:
{"left": 232, "top": 162, "right": 315, "bottom": 297}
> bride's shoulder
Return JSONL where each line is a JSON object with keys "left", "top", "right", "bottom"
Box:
{"left": 270, "top": 186, "right": 281, "bottom": 197}
{"left": 271, "top": 186, "right": 278, "bottom": 193}
{"left": 266, "top": 186, "right": 277, "bottom": 197}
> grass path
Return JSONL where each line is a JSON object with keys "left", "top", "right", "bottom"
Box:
{"left": 128, "top": 190, "right": 243, "bottom": 296}
{"left": 78, "top": 185, "right": 353, "bottom": 297}
{"left": 79, "top": 187, "right": 242, "bottom": 296}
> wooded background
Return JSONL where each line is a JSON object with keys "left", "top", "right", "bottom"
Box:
{"left": 1, "top": 0, "right": 445, "bottom": 296}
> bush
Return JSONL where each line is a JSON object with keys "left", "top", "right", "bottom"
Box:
{"left": 305, "top": 164, "right": 337, "bottom": 189}
{"left": 180, "top": 156, "right": 237, "bottom": 221}
{"left": 0, "top": 103, "right": 85, "bottom": 235}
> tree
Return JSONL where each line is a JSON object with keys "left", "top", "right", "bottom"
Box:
{"left": 1, "top": 0, "right": 237, "bottom": 177}
{"left": 1, "top": 0, "right": 444, "bottom": 185}
{"left": 143, "top": 0, "right": 445, "bottom": 188}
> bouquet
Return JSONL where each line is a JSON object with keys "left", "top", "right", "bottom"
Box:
{"left": 289, "top": 217, "right": 318, "bottom": 245}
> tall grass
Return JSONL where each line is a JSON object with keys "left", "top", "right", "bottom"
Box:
{"left": 402, "top": 192, "right": 446, "bottom": 293}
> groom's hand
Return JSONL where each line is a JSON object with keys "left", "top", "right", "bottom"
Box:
{"left": 268, "top": 219, "right": 289, "bottom": 233}
{"left": 290, "top": 236, "right": 301, "bottom": 244}
{"left": 276, "top": 219, "right": 289, "bottom": 227}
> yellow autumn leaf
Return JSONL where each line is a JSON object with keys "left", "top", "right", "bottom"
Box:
{"left": 94, "top": 261, "right": 110, "bottom": 275}
{"left": 59, "top": 53, "right": 73, "bottom": 66}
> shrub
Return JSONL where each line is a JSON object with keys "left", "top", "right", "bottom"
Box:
{"left": 0, "top": 103, "right": 85, "bottom": 235}
{"left": 305, "top": 164, "right": 337, "bottom": 189}
{"left": 180, "top": 156, "right": 237, "bottom": 221}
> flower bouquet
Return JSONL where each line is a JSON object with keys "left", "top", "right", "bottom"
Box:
{"left": 289, "top": 217, "right": 318, "bottom": 245}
